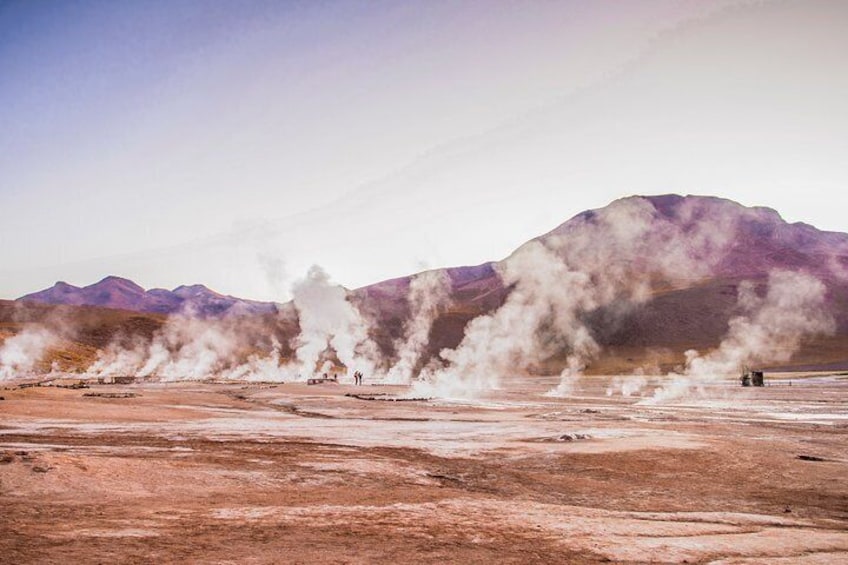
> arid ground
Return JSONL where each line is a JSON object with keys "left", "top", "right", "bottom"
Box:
{"left": 2, "top": 375, "right": 847, "bottom": 564}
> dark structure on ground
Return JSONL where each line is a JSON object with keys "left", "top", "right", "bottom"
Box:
{"left": 741, "top": 369, "right": 765, "bottom": 387}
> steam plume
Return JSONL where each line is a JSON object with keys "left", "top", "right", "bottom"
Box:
{"left": 0, "top": 327, "right": 57, "bottom": 380}
{"left": 414, "top": 196, "right": 740, "bottom": 398}
{"left": 289, "top": 265, "right": 380, "bottom": 380}
{"left": 647, "top": 270, "right": 835, "bottom": 403}
{"left": 85, "top": 264, "right": 382, "bottom": 383}
{"left": 385, "top": 270, "right": 452, "bottom": 384}
{"left": 88, "top": 314, "right": 284, "bottom": 381}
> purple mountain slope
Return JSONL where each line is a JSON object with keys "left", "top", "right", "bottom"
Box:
{"left": 360, "top": 194, "right": 848, "bottom": 303}
{"left": 351, "top": 195, "right": 848, "bottom": 369}
{"left": 15, "top": 195, "right": 848, "bottom": 356}
{"left": 19, "top": 276, "right": 277, "bottom": 316}
{"left": 542, "top": 194, "right": 848, "bottom": 281}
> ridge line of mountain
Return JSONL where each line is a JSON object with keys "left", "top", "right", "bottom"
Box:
{"left": 15, "top": 194, "right": 848, "bottom": 317}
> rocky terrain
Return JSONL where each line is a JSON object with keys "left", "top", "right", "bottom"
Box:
{"left": 2, "top": 375, "right": 847, "bottom": 563}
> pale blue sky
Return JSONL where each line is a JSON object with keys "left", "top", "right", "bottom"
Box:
{"left": 1, "top": 0, "right": 846, "bottom": 300}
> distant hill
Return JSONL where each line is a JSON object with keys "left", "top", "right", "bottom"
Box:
{"left": 18, "top": 276, "right": 277, "bottom": 317}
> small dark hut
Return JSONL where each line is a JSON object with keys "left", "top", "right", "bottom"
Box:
{"left": 741, "top": 368, "right": 764, "bottom": 387}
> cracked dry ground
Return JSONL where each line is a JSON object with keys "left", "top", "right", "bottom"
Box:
{"left": 1, "top": 378, "right": 847, "bottom": 564}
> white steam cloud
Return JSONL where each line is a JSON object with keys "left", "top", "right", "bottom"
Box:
{"left": 646, "top": 270, "right": 835, "bottom": 403}
{"left": 385, "top": 270, "right": 452, "bottom": 384}
{"left": 87, "top": 315, "right": 286, "bottom": 381}
{"left": 0, "top": 327, "right": 57, "bottom": 380}
{"left": 85, "top": 264, "right": 384, "bottom": 383}
{"left": 414, "top": 196, "right": 740, "bottom": 398}
{"left": 606, "top": 373, "right": 649, "bottom": 398}
{"left": 289, "top": 265, "right": 380, "bottom": 381}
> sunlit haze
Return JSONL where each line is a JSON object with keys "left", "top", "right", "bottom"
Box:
{"left": 2, "top": 0, "right": 846, "bottom": 301}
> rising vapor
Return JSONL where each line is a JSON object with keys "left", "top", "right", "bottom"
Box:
{"left": 415, "top": 196, "right": 742, "bottom": 398}
{"left": 0, "top": 326, "right": 57, "bottom": 380}
{"left": 646, "top": 270, "right": 835, "bottom": 403}
{"left": 385, "top": 270, "right": 452, "bottom": 384}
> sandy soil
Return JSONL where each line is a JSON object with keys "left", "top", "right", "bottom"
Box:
{"left": 2, "top": 375, "right": 847, "bottom": 564}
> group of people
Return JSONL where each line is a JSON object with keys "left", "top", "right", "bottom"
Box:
{"left": 352, "top": 371, "right": 364, "bottom": 386}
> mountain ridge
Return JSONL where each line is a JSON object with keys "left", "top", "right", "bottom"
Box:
{"left": 349, "top": 194, "right": 848, "bottom": 372}
{"left": 12, "top": 194, "right": 848, "bottom": 373}
{"left": 18, "top": 275, "right": 277, "bottom": 317}
{"left": 18, "top": 194, "right": 848, "bottom": 314}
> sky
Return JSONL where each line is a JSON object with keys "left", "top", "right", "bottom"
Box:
{"left": 1, "top": 0, "right": 846, "bottom": 301}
